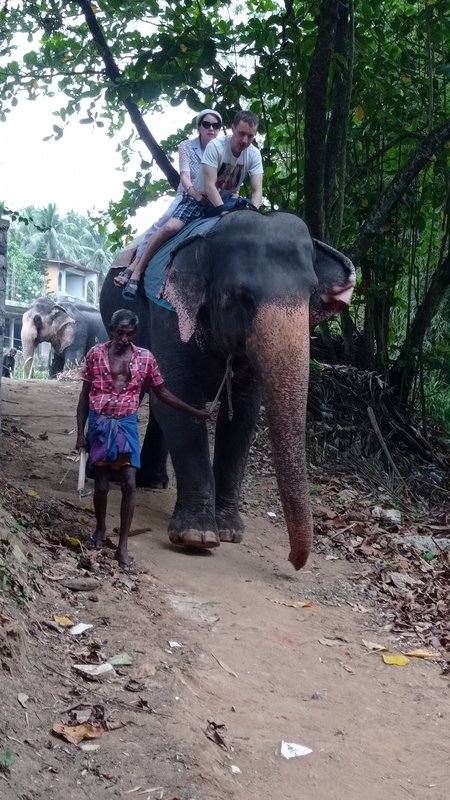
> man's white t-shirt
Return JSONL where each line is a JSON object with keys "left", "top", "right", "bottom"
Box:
{"left": 194, "top": 136, "right": 263, "bottom": 199}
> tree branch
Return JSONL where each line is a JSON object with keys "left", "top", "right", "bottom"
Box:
{"left": 350, "top": 117, "right": 450, "bottom": 262}
{"left": 76, "top": 0, "right": 179, "bottom": 189}
{"left": 390, "top": 236, "right": 450, "bottom": 400}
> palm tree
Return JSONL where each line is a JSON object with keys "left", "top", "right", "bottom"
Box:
{"left": 24, "top": 203, "right": 82, "bottom": 261}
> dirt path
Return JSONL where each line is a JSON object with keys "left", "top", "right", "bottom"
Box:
{"left": 1, "top": 379, "right": 449, "bottom": 800}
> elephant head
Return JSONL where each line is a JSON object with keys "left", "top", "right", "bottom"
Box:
{"left": 162, "top": 211, "right": 355, "bottom": 569}
{"left": 21, "top": 298, "right": 76, "bottom": 377}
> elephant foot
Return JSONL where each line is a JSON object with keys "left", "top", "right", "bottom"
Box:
{"left": 218, "top": 529, "right": 244, "bottom": 543}
{"left": 216, "top": 509, "right": 245, "bottom": 544}
{"left": 136, "top": 473, "right": 169, "bottom": 489}
{"left": 168, "top": 529, "right": 220, "bottom": 549}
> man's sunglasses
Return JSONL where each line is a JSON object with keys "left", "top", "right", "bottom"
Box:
{"left": 200, "top": 120, "right": 221, "bottom": 130}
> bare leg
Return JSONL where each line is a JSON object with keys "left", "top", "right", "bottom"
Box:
{"left": 90, "top": 466, "right": 110, "bottom": 547}
{"left": 115, "top": 466, "right": 137, "bottom": 568}
{"left": 123, "top": 219, "right": 186, "bottom": 288}
{"left": 113, "top": 265, "right": 134, "bottom": 288}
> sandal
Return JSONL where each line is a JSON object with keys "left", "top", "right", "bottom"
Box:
{"left": 113, "top": 267, "right": 133, "bottom": 289}
{"left": 122, "top": 278, "right": 140, "bottom": 301}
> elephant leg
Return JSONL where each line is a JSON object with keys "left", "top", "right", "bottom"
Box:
{"left": 213, "top": 368, "right": 261, "bottom": 542}
{"left": 137, "top": 402, "right": 169, "bottom": 489}
{"left": 64, "top": 347, "right": 84, "bottom": 369}
{"left": 150, "top": 307, "right": 219, "bottom": 549}
{"left": 49, "top": 352, "right": 64, "bottom": 378}
{"left": 151, "top": 392, "right": 219, "bottom": 550}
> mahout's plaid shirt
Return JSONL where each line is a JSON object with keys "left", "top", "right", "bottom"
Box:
{"left": 80, "top": 341, "right": 163, "bottom": 418}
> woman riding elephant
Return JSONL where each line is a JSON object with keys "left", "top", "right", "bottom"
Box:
{"left": 114, "top": 108, "right": 222, "bottom": 299}
{"left": 101, "top": 210, "right": 355, "bottom": 570}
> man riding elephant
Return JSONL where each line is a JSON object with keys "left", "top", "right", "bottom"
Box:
{"left": 117, "top": 111, "right": 264, "bottom": 300}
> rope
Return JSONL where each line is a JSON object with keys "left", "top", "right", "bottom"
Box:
{"left": 209, "top": 354, "right": 234, "bottom": 421}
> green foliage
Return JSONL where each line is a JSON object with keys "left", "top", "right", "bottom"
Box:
{"left": 1, "top": 0, "right": 449, "bottom": 411}
{"left": 6, "top": 240, "right": 46, "bottom": 302}
{"left": 8, "top": 204, "right": 116, "bottom": 288}
{"left": 423, "top": 376, "right": 450, "bottom": 434}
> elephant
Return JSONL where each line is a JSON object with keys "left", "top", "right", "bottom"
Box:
{"left": 21, "top": 297, "right": 107, "bottom": 378}
{"left": 100, "top": 211, "right": 355, "bottom": 570}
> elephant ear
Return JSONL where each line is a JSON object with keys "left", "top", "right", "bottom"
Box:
{"left": 162, "top": 238, "right": 209, "bottom": 343}
{"left": 50, "top": 305, "right": 76, "bottom": 328}
{"left": 310, "top": 238, "right": 356, "bottom": 325}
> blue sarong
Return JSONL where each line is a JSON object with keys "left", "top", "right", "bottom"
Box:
{"left": 87, "top": 410, "right": 140, "bottom": 469}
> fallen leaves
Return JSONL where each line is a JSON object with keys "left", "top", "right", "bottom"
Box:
{"left": 52, "top": 719, "right": 125, "bottom": 745}
{"left": 64, "top": 536, "right": 82, "bottom": 550}
{"left": 404, "top": 649, "right": 441, "bottom": 660}
{"left": 319, "top": 636, "right": 348, "bottom": 647}
{"left": 107, "top": 651, "right": 133, "bottom": 666}
{"left": 272, "top": 599, "right": 313, "bottom": 609}
{"left": 382, "top": 654, "right": 410, "bottom": 667}
{"left": 53, "top": 615, "right": 74, "bottom": 627}
{"left": 205, "top": 720, "right": 229, "bottom": 750}
{"left": 52, "top": 703, "right": 126, "bottom": 745}
{"left": 362, "top": 640, "right": 388, "bottom": 652}
{"left": 361, "top": 640, "right": 441, "bottom": 664}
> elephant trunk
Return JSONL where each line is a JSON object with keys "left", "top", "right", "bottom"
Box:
{"left": 248, "top": 302, "right": 313, "bottom": 570}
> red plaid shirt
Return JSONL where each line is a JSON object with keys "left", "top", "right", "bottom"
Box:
{"left": 80, "top": 341, "right": 163, "bottom": 418}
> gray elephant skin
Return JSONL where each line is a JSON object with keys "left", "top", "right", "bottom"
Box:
{"left": 100, "top": 211, "right": 355, "bottom": 570}
{"left": 21, "top": 297, "right": 107, "bottom": 378}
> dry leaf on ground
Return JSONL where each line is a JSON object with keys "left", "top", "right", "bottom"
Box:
{"left": 205, "top": 720, "right": 229, "bottom": 750}
{"left": 272, "top": 599, "right": 313, "bottom": 609}
{"left": 404, "top": 649, "right": 441, "bottom": 660}
{"left": 53, "top": 615, "right": 74, "bottom": 627}
{"left": 52, "top": 720, "right": 125, "bottom": 745}
{"left": 382, "top": 654, "right": 409, "bottom": 666}
{"left": 362, "top": 640, "right": 388, "bottom": 652}
{"left": 319, "top": 637, "right": 348, "bottom": 647}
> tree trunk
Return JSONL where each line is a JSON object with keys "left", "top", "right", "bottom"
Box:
{"left": 303, "top": 0, "right": 340, "bottom": 239}
{"left": 324, "top": 0, "right": 354, "bottom": 245}
{"left": 390, "top": 242, "right": 450, "bottom": 401}
{"left": 0, "top": 219, "right": 10, "bottom": 442}
{"left": 77, "top": 0, "right": 179, "bottom": 190}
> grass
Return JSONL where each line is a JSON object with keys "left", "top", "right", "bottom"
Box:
{"left": 423, "top": 376, "right": 450, "bottom": 435}
{"left": 14, "top": 363, "right": 49, "bottom": 380}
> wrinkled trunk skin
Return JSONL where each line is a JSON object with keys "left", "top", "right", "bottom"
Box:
{"left": 248, "top": 302, "right": 313, "bottom": 570}
{"left": 21, "top": 322, "right": 37, "bottom": 379}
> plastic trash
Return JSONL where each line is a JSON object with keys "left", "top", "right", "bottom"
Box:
{"left": 280, "top": 741, "right": 313, "bottom": 759}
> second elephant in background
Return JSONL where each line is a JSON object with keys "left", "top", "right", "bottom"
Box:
{"left": 21, "top": 297, "right": 107, "bottom": 378}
